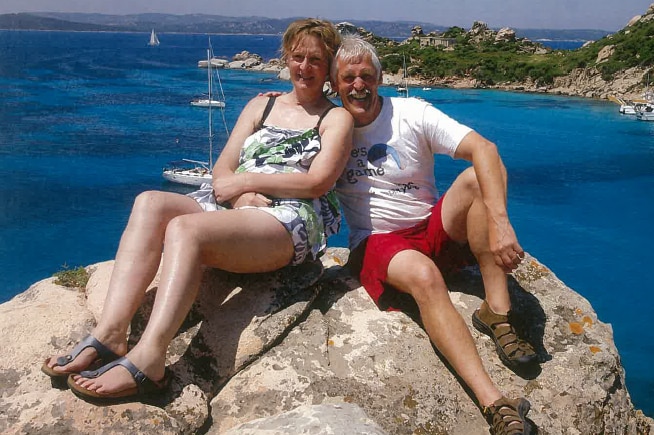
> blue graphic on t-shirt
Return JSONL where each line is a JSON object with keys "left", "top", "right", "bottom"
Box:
{"left": 367, "top": 143, "right": 404, "bottom": 169}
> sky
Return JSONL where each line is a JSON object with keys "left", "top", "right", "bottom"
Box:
{"left": 0, "top": 0, "right": 652, "bottom": 31}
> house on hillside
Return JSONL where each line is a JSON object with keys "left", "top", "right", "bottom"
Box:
{"left": 419, "top": 35, "right": 456, "bottom": 48}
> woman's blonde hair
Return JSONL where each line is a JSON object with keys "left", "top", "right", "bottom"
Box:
{"left": 281, "top": 18, "right": 341, "bottom": 67}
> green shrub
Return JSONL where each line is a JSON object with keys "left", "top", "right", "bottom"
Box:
{"left": 54, "top": 265, "right": 89, "bottom": 290}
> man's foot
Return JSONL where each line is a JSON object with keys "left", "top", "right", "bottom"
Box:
{"left": 483, "top": 396, "right": 532, "bottom": 435}
{"left": 472, "top": 301, "right": 537, "bottom": 369}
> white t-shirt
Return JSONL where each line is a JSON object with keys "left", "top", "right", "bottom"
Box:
{"left": 336, "top": 96, "right": 473, "bottom": 249}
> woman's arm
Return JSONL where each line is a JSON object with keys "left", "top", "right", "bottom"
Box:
{"left": 210, "top": 96, "right": 269, "bottom": 207}
{"left": 212, "top": 96, "right": 267, "bottom": 178}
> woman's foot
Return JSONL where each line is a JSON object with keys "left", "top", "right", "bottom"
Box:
{"left": 69, "top": 348, "right": 166, "bottom": 398}
{"left": 42, "top": 333, "right": 127, "bottom": 378}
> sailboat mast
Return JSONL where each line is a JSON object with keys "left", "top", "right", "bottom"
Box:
{"left": 403, "top": 54, "right": 409, "bottom": 98}
{"left": 207, "top": 48, "right": 213, "bottom": 170}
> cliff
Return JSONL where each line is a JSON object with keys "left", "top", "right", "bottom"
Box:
{"left": 1, "top": 248, "right": 653, "bottom": 434}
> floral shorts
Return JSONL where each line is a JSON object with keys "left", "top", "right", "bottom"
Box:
{"left": 187, "top": 184, "right": 318, "bottom": 266}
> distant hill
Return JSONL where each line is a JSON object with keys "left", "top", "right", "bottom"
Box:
{"left": 0, "top": 12, "right": 610, "bottom": 41}
{"left": 0, "top": 13, "right": 120, "bottom": 31}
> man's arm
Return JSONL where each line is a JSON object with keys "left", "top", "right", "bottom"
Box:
{"left": 454, "top": 131, "right": 524, "bottom": 271}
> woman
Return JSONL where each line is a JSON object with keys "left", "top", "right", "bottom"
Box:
{"left": 41, "top": 18, "right": 353, "bottom": 404}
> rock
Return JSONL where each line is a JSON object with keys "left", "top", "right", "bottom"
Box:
{"left": 0, "top": 249, "right": 652, "bottom": 434}
{"left": 277, "top": 66, "right": 290, "bottom": 81}
{"left": 596, "top": 45, "right": 615, "bottom": 64}
{"left": 198, "top": 58, "right": 229, "bottom": 69}
{"left": 628, "top": 15, "right": 643, "bottom": 27}
{"left": 411, "top": 25, "right": 424, "bottom": 37}
{"left": 222, "top": 403, "right": 388, "bottom": 434}
{"left": 232, "top": 51, "right": 262, "bottom": 63}
{"left": 0, "top": 259, "right": 324, "bottom": 433}
{"left": 467, "top": 21, "right": 494, "bottom": 44}
{"left": 335, "top": 21, "right": 358, "bottom": 35}
{"left": 495, "top": 27, "right": 516, "bottom": 43}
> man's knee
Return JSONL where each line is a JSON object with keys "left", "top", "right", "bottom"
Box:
{"left": 458, "top": 167, "right": 482, "bottom": 195}
{"left": 395, "top": 261, "right": 448, "bottom": 305}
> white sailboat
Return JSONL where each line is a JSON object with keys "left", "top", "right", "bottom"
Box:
{"left": 163, "top": 43, "right": 230, "bottom": 186}
{"left": 148, "top": 29, "right": 160, "bottom": 46}
{"left": 636, "top": 103, "right": 654, "bottom": 121}
{"left": 636, "top": 75, "right": 654, "bottom": 121}
{"left": 191, "top": 46, "right": 227, "bottom": 108}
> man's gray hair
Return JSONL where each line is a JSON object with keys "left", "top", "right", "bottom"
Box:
{"left": 331, "top": 35, "right": 383, "bottom": 81}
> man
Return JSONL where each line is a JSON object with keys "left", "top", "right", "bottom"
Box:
{"left": 330, "top": 35, "right": 537, "bottom": 435}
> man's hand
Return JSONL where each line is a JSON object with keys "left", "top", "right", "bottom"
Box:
{"left": 488, "top": 216, "right": 524, "bottom": 273}
{"left": 258, "top": 91, "right": 285, "bottom": 98}
{"left": 230, "top": 192, "right": 272, "bottom": 208}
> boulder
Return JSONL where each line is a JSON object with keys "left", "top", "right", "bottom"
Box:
{"left": 495, "top": 27, "right": 516, "bottom": 43}
{"left": 0, "top": 248, "right": 652, "bottom": 434}
{"left": 596, "top": 45, "right": 615, "bottom": 64}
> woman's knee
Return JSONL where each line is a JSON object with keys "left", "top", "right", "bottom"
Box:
{"left": 164, "top": 215, "right": 199, "bottom": 245}
{"left": 133, "top": 190, "right": 169, "bottom": 212}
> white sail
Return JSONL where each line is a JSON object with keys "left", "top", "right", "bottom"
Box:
{"left": 148, "top": 29, "right": 160, "bottom": 46}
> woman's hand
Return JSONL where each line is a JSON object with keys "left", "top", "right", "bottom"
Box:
{"left": 212, "top": 173, "right": 246, "bottom": 203}
{"left": 230, "top": 192, "right": 272, "bottom": 208}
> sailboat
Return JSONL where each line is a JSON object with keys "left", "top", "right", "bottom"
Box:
{"left": 636, "top": 73, "right": 654, "bottom": 121}
{"left": 162, "top": 43, "right": 230, "bottom": 186}
{"left": 396, "top": 54, "right": 409, "bottom": 97}
{"left": 190, "top": 55, "right": 226, "bottom": 108}
{"left": 148, "top": 29, "right": 160, "bottom": 46}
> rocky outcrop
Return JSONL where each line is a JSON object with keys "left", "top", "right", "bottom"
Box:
{"left": 381, "top": 3, "right": 654, "bottom": 101}
{"left": 495, "top": 27, "right": 516, "bottom": 43}
{"left": 495, "top": 5, "right": 654, "bottom": 100}
{"left": 1, "top": 248, "right": 653, "bottom": 434}
{"left": 199, "top": 51, "right": 285, "bottom": 75}
{"left": 467, "top": 21, "right": 495, "bottom": 44}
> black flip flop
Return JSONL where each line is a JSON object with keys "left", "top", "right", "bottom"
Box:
{"left": 67, "top": 356, "right": 169, "bottom": 405}
{"left": 41, "top": 335, "right": 120, "bottom": 380}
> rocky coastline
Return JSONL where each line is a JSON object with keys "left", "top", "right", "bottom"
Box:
{"left": 1, "top": 248, "right": 653, "bottom": 433}
{"left": 218, "top": 4, "right": 654, "bottom": 103}
{"left": 219, "top": 47, "right": 648, "bottom": 103}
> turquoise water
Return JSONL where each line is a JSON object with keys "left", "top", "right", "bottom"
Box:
{"left": 1, "top": 30, "right": 652, "bottom": 415}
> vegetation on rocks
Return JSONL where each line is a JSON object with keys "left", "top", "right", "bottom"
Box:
{"left": 371, "top": 10, "right": 654, "bottom": 89}
{"left": 562, "top": 17, "right": 654, "bottom": 83}
{"left": 53, "top": 265, "right": 89, "bottom": 289}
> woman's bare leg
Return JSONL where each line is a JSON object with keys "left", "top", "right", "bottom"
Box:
{"left": 47, "top": 191, "right": 202, "bottom": 374}
{"left": 71, "top": 208, "right": 294, "bottom": 394}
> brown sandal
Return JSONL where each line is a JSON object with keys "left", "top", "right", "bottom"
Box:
{"left": 483, "top": 396, "right": 532, "bottom": 435}
{"left": 472, "top": 301, "right": 537, "bottom": 369}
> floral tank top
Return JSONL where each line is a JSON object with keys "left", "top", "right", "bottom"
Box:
{"left": 235, "top": 97, "right": 341, "bottom": 254}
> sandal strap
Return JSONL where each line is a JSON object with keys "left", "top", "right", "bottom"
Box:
{"left": 473, "top": 302, "right": 536, "bottom": 364}
{"left": 483, "top": 397, "right": 531, "bottom": 435}
{"left": 489, "top": 322, "right": 535, "bottom": 360}
{"left": 80, "top": 356, "right": 169, "bottom": 395}
{"left": 55, "top": 335, "right": 119, "bottom": 368}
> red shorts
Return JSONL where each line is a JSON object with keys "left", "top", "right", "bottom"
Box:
{"left": 348, "top": 194, "right": 475, "bottom": 312}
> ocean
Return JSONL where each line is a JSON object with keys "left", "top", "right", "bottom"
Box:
{"left": 0, "top": 30, "right": 652, "bottom": 416}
